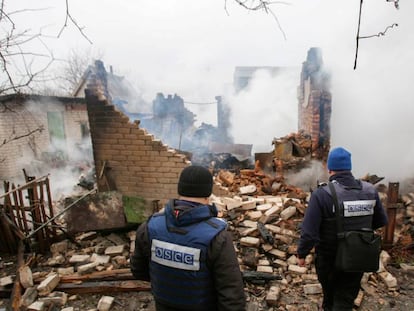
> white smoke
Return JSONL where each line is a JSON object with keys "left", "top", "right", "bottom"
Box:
{"left": 6, "top": 0, "right": 414, "bottom": 191}
{"left": 10, "top": 99, "right": 95, "bottom": 200}
{"left": 224, "top": 68, "right": 300, "bottom": 154}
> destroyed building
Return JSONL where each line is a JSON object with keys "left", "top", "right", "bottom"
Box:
{"left": 0, "top": 48, "right": 334, "bottom": 242}
{"left": 0, "top": 47, "right": 333, "bottom": 234}
{"left": 0, "top": 93, "right": 92, "bottom": 181}
{"left": 79, "top": 61, "right": 239, "bottom": 206}
{"left": 138, "top": 92, "right": 198, "bottom": 151}
{"left": 297, "top": 47, "right": 331, "bottom": 160}
{"left": 77, "top": 61, "right": 243, "bottom": 169}
{"left": 250, "top": 47, "right": 332, "bottom": 176}
{"left": 73, "top": 60, "right": 150, "bottom": 116}
{"left": 0, "top": 47, "right": 413, "bottom": 311}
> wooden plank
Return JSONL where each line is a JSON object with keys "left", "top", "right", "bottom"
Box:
{"left": 0, "top": 174, "right": 50, "bottom": 200}
{"left": 58, "top": 269, "right": 133, "bottom": 283}
{"left": 30, "top": 182, "right": 47, "bottom": 253}
{"left": 11, "top": 184, "right": 24, "bottom": 231}
{"left": 38, "top": 182, "right": 52, "bottom": 242}
{"left": 45, "top": 177, "right": 57, "bottom": 237}
{"left": 55, "top": 280, "right": 151, "bottom": 295}
{"left": 11, "top": 240, "right": 24, "bottom": 311}
{"left": 4, "top": 182, "right": 18, "bottom": 228}
{"left": 1, "top": 271, "right": 143, "bottom": 299}
{"left": 17, "top": 188, "right": 30, "bottom": 234}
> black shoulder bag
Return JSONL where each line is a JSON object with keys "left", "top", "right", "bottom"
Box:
{"left": 328, "top": 182, "right": 382, "bottom": 272}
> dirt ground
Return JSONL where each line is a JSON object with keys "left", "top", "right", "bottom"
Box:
{"left": 1, "top": 253, "right": 413, "bottom": 311}
{"left": 357, "top": 265, "right": 414, "bottom": 311}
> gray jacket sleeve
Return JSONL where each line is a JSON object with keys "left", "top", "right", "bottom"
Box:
{"left": 130, "top": 222, "right": 151, "bottom": 281}
{"left": 208, "top": 229, "right": 246, "bottom": 311}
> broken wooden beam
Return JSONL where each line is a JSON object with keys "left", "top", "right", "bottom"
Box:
{"left": 55, "top": 280, "right": 151, "bottom": 295}
{"left": 11, "top": 240, "right": 24, "bottom": 311}
{"left": 242, "top": 271, "right": 282, "bottom": 285}
{"left": 58, "top": 269, "right": 133, "bottom": 283}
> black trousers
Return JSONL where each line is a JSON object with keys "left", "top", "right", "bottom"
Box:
{"left": 315, "top": 254, "right": 363, "bottom": 311}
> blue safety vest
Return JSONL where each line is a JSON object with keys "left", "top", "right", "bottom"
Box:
{"left": 147, "top": 201, "right": 227, "bottom": 310}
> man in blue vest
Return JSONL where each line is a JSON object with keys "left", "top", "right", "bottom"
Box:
{"left": 131, "top": 165, "right": 246, "bottom": 311}
{"left": 296, "top": 147, "right": 388, "bottom": 311}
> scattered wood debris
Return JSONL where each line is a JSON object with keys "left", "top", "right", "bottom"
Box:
{"left": 0, "top": 167, "right": 413, "bottom": 310}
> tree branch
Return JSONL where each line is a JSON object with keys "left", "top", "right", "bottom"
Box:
{"left": 354, "top": 0, "right": 399, "bottom": 70}
{"left": 58, "top": 0, "right": 92, "bottom": 44}
{"left": 359, "top": 23, "right": 398, "bottom": 39}
{"left": 1, "top": 126, "right": 44, "bottom": 148}
{"left": 1, "top": 1, "right": 92, "bottom": 94}
{"left": 226, "top": 0, "right": 290, "bottom": 40}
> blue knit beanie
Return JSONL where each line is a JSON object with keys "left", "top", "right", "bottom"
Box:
{"left": 327, "top": 147, "right": 352, "bottom": 171}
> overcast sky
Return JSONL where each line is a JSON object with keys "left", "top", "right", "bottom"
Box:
{"left": 7, "top": 0, "right": 414, "bottom": 183}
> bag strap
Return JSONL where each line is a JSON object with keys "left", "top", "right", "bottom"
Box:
{"left": 328, "top": 182, "right": 345, "bottom": 234}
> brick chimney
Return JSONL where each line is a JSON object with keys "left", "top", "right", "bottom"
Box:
{"left": 297, "top": 48, "right": 332, "bottom": 160}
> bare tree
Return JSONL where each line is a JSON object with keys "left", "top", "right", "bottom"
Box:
{"left": 58, "top": 49, "right": 93, "bottom": 95}
{"left": 0, "top": 0, "right": 91, "bottom": 167}
{"left": 227, "top": 0, "right": 401, "bottom": 69}
{"left": 49, "top": 48, "right": 104, "bottom": 96}
{"left": 0, "top": 0, "right": 91, "bottom": 95}
{"left": 227, "top": 0, "right": 290, "bottom": 40}
{"left": 353, "top": 0, "right": 399, "bottom": 69}
{"left": 0, "top": 3, "right": 53, "bottom": 94}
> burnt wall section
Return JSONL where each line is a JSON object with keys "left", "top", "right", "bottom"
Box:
{"left": 297, "top": 48, "right": 332, "bottom": 160}
{"left": 85, "top": 89, "right": 189, "bottom": 208}
{"left": 0, "top": 94, "right": 88, "bottom": 180}
{"left": 141, "top": 93, "right": 195, "bottom": 151}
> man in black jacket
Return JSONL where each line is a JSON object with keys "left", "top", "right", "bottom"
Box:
{"left": 297, "top": 147, "right": 388, "bottom": 311}
{"left": 130, "top": 165, "right": 246, "bottom": 311}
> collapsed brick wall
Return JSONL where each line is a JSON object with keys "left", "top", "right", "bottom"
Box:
{"left": 297, "top": 48, "right": 332, "bottom": 160}
{"left": 84, "top": 87, "right": 190, "bottom": 210}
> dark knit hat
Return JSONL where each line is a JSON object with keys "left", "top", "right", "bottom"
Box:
{"left": 178, "top": 166, "right": 213, "bottom": 198}
{"left": 327, "top": 147, "right": 352, "bottom": 171}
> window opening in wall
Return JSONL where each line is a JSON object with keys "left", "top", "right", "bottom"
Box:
{"left": 46, "top": 112, "right": 67, "bottom": 163}
{"left": 80, "top": 122, "right": 90, "bottom": 138}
